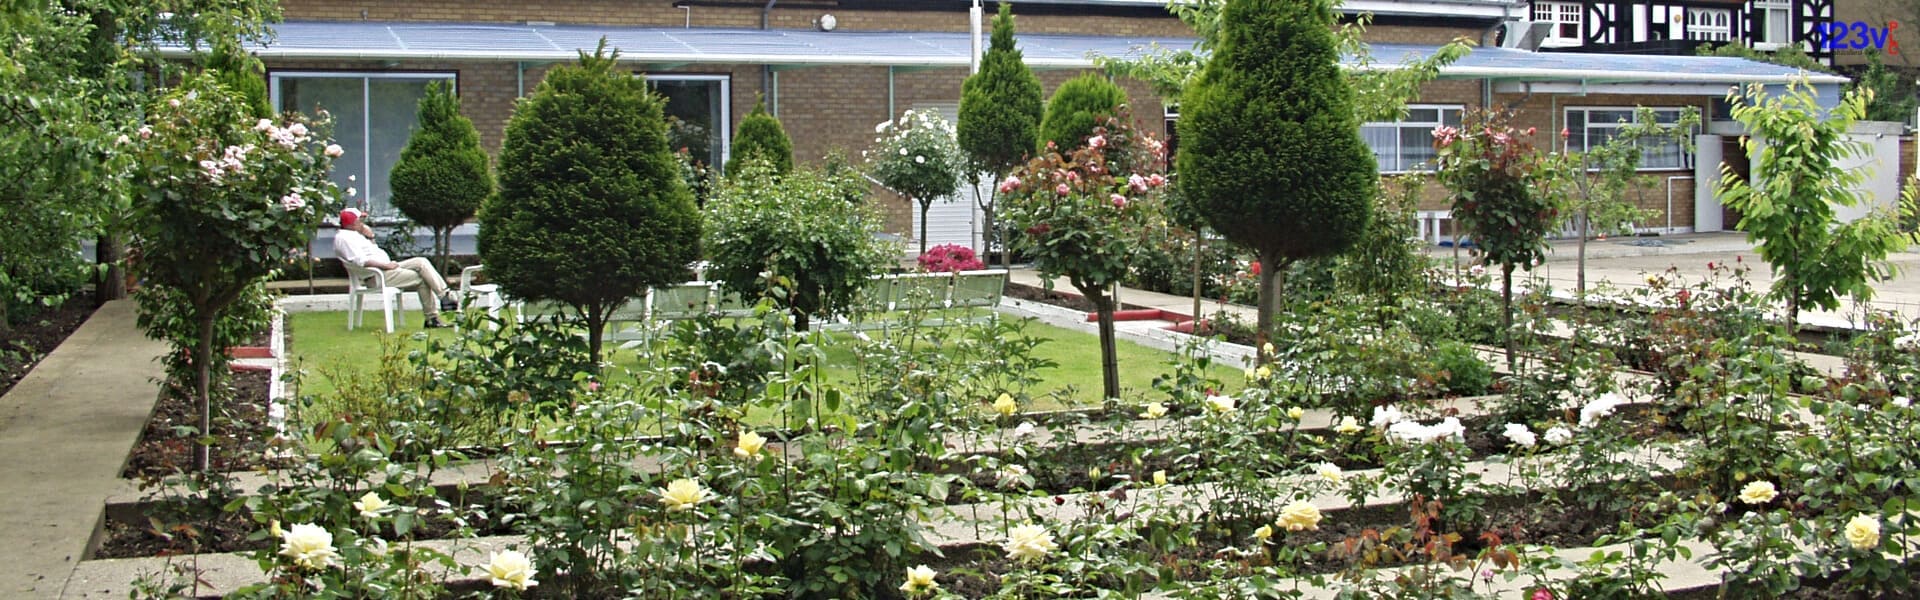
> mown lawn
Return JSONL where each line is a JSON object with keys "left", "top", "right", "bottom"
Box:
{"left": 283, "top": 309, "right": 1245, "bottom": 417}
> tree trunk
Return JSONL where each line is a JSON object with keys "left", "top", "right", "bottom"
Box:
{"left": 96, "top": 235, "right": 126, "bottom": 305}
{"left": 1502, "top": 265, "right": 1515, "bottom": 371}
{"left": 1576, "top": 213, "right": 1588, "bottom": 299}
{"left": 917, "top": 197, "right": 931, "bottom": 256}
{"left": 793, "top": 309, "right": 811, "bottom": 332}
{"left": 1191, "top": 230, "right": 1202, "bottom": 333}
{"left": 0, "top": 296, "right": 11, "bottom": 336}
{"left": 586, "top": 313, "right": 605, "bottom": 368}
{"left": 1255, "top": 256, "right": 1288, "bottom": 365}
{"left": 193, "top": 315, "right": 216, "bottom": 473}
{"left": 1082, "top": 285, "right": 1122, "bottom": 402}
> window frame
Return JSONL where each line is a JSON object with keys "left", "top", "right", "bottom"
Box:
{"left": 1752, "top": 0, "right": 1792, "bottom": 48}
{"left": 1361, "top": 104, "right": 1464, "bottom": 175}
{"left": 268, "top": 70, "right": 459, "bottom": 219}
{"left": 643, "top": 73, "right": 732, "bottom": 171}
{"left": 1562, "top": 106, "right": 1696, "bottom": 172}
{"left": 1685, "top": 7, "right": 1733, "bottom": 42}
{"left": 1533, "top": 1, "right": 1584, "bottom": 47}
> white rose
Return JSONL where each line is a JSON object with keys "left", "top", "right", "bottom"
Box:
{"left": 1002, "top": 523, "right": 1058, "bottom": 561}
{"left": 485, "top": 549, "right": 539, "bottom": 590}
{"left": 278, "top": 523, "right": 339, "bottom": 570}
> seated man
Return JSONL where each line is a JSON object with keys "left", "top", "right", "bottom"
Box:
{"left": 333, "top": 208, "right": 459, "bottom": 328}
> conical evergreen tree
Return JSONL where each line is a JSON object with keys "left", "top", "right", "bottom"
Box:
{"left": 480, "top": 41, "right": 702, "bottom": 364}
{"left": 958, "top": 2, "right": 1043, "bottom": 265}
{"left": 726, "top": 97, "right": 793, "bottom": 176}
{"left": 390, "top": 80, "right": 493, "bottom": 271}
{"left": 1038, "top": 73, "right": 1127, "bottom": 152}
{"left": 1176, "top": 0, "right": 1375, "bottom": 357}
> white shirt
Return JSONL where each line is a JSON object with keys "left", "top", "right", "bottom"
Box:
{"left": 333, "top": 228, "right": 391, "bottom": 268}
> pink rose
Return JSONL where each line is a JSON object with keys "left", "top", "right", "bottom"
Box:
{"left": 1129, "top": 174, "right": 1148, "bottom": 193}
{"left": 1088, "top": 135, "right": 1106, "bottom": 149}
{"left": 1109, "top": 194, "right": 1127, "bottom": 208}
{"left": 1147, "top": 174, "right": 1167, "bottom": 188}
{"left": 324, "top": 144, "right": 345, "bottom": 158}
{"left": 1055, "top": 183, "right": 1071, "bottom": 196}
{"left": 998, "top": 176, "right": 1022, "bottom": 194}
{"left": 1066, "top": 170, "right": 1080, "bottom": 183}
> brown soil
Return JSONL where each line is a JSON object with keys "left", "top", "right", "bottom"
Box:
{"left": 121, "top": 368, "right": 280, "bottom": 478}
{"left": 0, "top": 297, "right": 96, "bottom": 398}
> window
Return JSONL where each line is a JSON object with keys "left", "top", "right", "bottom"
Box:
{"left": 1686, "top": 8, "right": 1732, "bottom": 42}
{"left": 1754, "top": 0, "right": 1791, "bottom": 46}
{"left": 1533, "top": 1, "right": 1583, "bottom": 46}
{"left": 1564, "top": 107, "right": 1694, "bottom": 170}
{"left": 646, "top": 74, "right": 730, "bottom": 172}
{"left": 271, "top": 72, "right": 456, "bottom": 218}
{"left": 1361, "top": 105, "right": 1463, "bottom": 173}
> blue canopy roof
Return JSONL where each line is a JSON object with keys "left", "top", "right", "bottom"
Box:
{"left": 231, "top": 21, "right": 1845, "bottom": 86}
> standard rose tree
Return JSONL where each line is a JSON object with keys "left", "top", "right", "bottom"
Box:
{"left": 868, "top": 109, "right": 963, "bottom": 255}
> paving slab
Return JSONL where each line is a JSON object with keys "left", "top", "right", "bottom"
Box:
{"left": 0, "top": 300, "right": 167, "bottom": 597}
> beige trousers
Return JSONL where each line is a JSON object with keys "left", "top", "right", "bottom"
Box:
{"left": 381, "top": 257, "right": 449, "bottom": 318}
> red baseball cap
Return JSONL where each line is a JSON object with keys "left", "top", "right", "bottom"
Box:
{"left": 339, "top": 208, "right": 364, "bottom": 228}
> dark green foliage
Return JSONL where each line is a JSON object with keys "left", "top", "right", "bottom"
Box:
{"left": 390, "top": 81, "right": 492, "bottom": 271}
{"left": 725, "top": 98, "right": 793, "bottom": 176}
{"left": 205, "top": 41, "right": 270, "bottom": 119}
{"left": 1854, "top": 51, "right": 1918, "bottom": 124}
{"left": 705, "top": 159, "right": 892, "bottom": 331}
{"left": 959, "top": 2, "right": 1044, "bottom": 173}
{"left": 1433, "top": 341, "right": 1493, "bottom": 396}
{"left": 1175, "top": 0, "right": 1375, "bottom": 353}
{"left": 1038, "top": 73, "right": 1128, "bottom": 152}
{"left": 479, "top": 42, "right": 702, "bottom": 364}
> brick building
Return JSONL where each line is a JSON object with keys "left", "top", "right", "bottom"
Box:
{"left": 220, "top": 0, "right": 1848, "bottom": 254}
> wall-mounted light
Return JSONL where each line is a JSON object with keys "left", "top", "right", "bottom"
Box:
{"left": 817, "top": 13, "right": 837, "bottom": 32}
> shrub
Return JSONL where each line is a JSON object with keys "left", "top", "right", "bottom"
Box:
{"left": 1176, "top": 0, "right": 1374, "bottom": 357}
{"left": 1432, "top": 341, "right": 1492, "bottom": 397}
{"left": 705, "top": 159, "right": 894, "bottom": 331}
{"left": 868, "top": 109, "right": 963, "bottom": 255}
{"left": 128, "top": 72, "right": 342, "bottom": 470}
{"left": 480, "top": 42, "right": 702, "bottom": 364}
{"left": 389, "top": 80, "right": 492, "bottom": 272}
{"left": 918, "top": 244, "right": 984, "bottom": 273}
{"left": 724, "top": 97, "right": 793, "bottom": 177}
{"left": 1038, "top": 73, "right": 1128, "bottom": 153}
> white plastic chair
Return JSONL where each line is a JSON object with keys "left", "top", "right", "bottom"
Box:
{"left": 343, "top": 261, "right": 404, "bottom": 332}
{"left": 458, "top": 265, "right": 502, "bottom": 316}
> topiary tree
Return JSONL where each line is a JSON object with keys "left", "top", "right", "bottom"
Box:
{"left": 129, "top": 73, "right": 342, "bottom": 471}
{"left": 958, "top": 2, "right": 1044, "bottom": 267}
{"left": 1002, "top": 113, "right": 1169, "bottom": 401}
{"left": 869, "top": 109, "right": 963, "bottom": 255}
{"left": 1176, "top": 0, "right": 1375, "bottom": 359}
{"left": 725, "top": 97, "right": 793, "bottom": 177}
{"left": 1718, "top": 80, "right": 1907, "bottom": 329}
{"left": 1434, "top": 109, "right": 1556, "bottom": 368}
{"left": 480, "top": 41, "right": 702, "bottom": 365}
{"left": 1038, "top": 73, "right": 1128, "bottom": 154}
{"left": 706, "top": 159, "right": 895, "bottom": 331}
{"left": 390, "top": 80, "right": 492, "bottom": 272}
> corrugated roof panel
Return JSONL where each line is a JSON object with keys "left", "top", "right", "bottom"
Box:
{"left": 239, "top": 21, "right": 1844, "bottom": 86}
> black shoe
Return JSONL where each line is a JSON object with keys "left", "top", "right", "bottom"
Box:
{"left": 439, "top": 296, "right": 460, "bottom": 311}
{"left": 424, "top": 316, "right": 449, "bottom": 329}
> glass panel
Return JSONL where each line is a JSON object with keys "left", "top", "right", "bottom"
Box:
{"left": 1405, "top": 108, "right": 1438, "bottom": 123}
{"left": 651, "top": 79, "right": 726, "bottom": 170}
{"left": 1362, "top": 125, "right": 1397, "bottom": 172}
{"left": 1441, "top": 109, "right": 1462, "bottom": 127}
{"left": 1401, "top": 126, "right": 1438, "bottom": 171}
{"left": 279, "top": 77, "right": 367, "bottom": 211}
{"left": 1765, "top": 9, "right": 1789, "bottom": 43}
{"left": 368, "top": 78, "right": 436, "bottom": 216}
{"left": 1565, "top": 110, "right": 1587, "bottom": 151}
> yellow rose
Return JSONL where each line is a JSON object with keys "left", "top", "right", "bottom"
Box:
{"left": 1204, "top": 394, "right": 1237, "bottom": 414}
{"left": 1243, "top": 368, "right": 1257, "bottom": 381}
{"left": 1140, "top": 402, "right": 1168, "bottom": 420}
{"left": 1003, "top": 523, "right": 1058, "bottom": 562}
{"left": 1737, "top": 480, "right": 1777, "bottom": 505}
{"left": 1314, "top": 462, "right": 1343, "bottom": 484}
{"left": 279, "top": 523, "right": 339, "bottom": 570}
{"left": 485, "top": 549, "right": 539, "bottom": 591}
{"left": 1257, "top": 366, "right": 1273, "bottom": 381}
{"left": 1253, "top": 524, "right": 1274, "bottom": 542}
{"left": 660, "top": 478, "right": 710, "bottom": 512}
{"left": 734, "top": 430, "right": 767, "bottom": 459}
{"left": 1262, "top": 342, "right": 1275, "bottom": 355}
{"left": 1277, "top": 501, "right": 1322, "bottom": 532}
{"left": 1152, "top": 470, "right": 1168, "bottom": 486}
{"left": 1286, "top": 406, "right": 1304, "bottom": 420}
{"left": 1846, "top": 514, "right": 1881, "bottom": 550}
{"left": 992, "top": 393, "right": 1018, "bottom": 416}
{"left": 1333, "top": 416, "right": 1364, "bottom": 435}
{"left": 353, "top": 491, "right": 389, "bottom": 519}
{"left": 899, "top": 565, "right": 939, "bottom": 595}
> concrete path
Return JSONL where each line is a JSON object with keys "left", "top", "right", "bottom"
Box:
{"left": 0, "top": 300, "right": 167, "bottom": 597}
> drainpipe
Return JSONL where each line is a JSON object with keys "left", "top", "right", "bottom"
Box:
{"left": 762, "top": 0, "right": 777, "bottom": 116}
